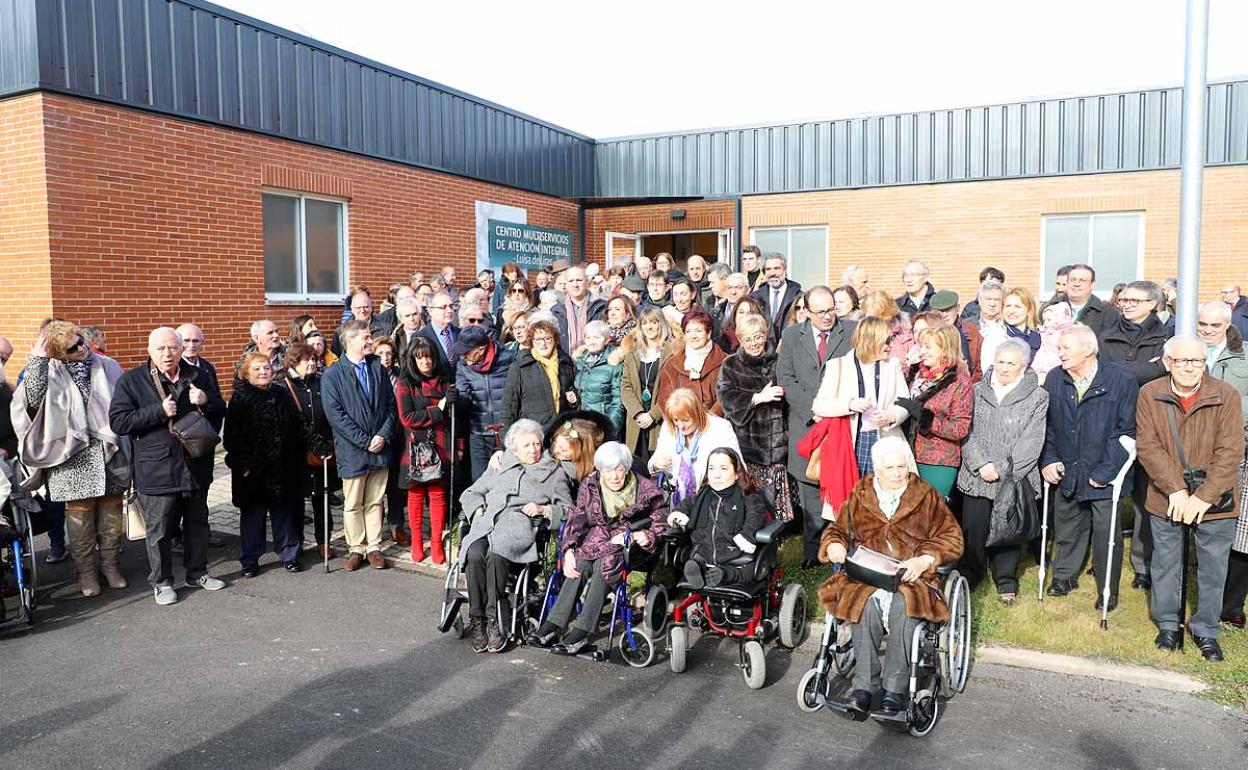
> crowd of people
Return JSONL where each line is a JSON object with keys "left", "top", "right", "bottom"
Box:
{"left": 3, "top": 252, "right": 1247, "bottom": 675}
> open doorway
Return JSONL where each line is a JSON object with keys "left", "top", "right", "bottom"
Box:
{"left": 638, "top": 229, "right": 732, "bottom": 272}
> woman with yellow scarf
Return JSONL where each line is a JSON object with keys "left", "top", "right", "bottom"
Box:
{"left": 501, "top": 319, "right": 577, "bottom": 433}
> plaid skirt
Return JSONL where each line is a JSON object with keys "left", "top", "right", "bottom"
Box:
{"left": 855, "top": 429, "right": 880, "bottom": 478}
{"left": 748, "top": 463, "right": 797, "bottom": 522}
{"left": 1235, "top": 461, "right": 1248, "bottom": 553}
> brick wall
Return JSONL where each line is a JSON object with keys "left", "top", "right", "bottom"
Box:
{"left": 25, "top": 93, "right": 577, "bottom": 386}
{"left": 585, "top": 199, "right": 735, "bottom": 266}
{"left": 744, "top": 168, "right": 1248, "bottom": 304}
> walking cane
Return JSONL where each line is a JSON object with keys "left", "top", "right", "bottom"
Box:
{"left": 1176, "top": 521, "right": 1192, "bottom": 652}
{"left": 1038, "top": 481, "right": 1051, "bottom": 604}
{"left": 1100, "top": 436, "right": 1137, "bottom": 630}
{"left": 323, "top": 459, "right": 331, "bottom": 574}
{"left": 446, "top": 390, "right": 458, "bottom": 560}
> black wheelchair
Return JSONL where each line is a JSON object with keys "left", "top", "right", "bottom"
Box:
{"left": 665, "top": 516, "right": 808, "bottom": 689}
{"left": 796, "top": 566, "right": 972, "bottom": 737}
{"left": 0, "top": 485, "right": 38, "bottom": 629}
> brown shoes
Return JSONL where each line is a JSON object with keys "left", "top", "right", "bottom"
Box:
{"left": 318, "top": 543, "right": 338, "bottom": 559}
{"left": 367, "top": 551, "right": 387, "bottom": 570}
{"left": 344, "top": 553, "right": 364, "bottom": 571}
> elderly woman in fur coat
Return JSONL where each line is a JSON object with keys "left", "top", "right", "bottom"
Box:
{"left": 717, "top": 314, "right": 795, "bottom": 521}
{"left": 819, "top": 436, "right": 963, "bottom": 720}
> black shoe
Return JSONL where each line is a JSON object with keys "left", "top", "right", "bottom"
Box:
{"left": 1131, "top": 574, "right": 1151, "bottom": 590}
{"left": 1095, "top": 595, "right": 1118, "bottom": 612}
{"left": 877, "top": 690, "right": 906, "bottom": 716}
{"left": 1221, "top": 614, "right": 1246, "bottom": 630}
{"left": 469, "top": 618, "right": 489, "bottom": 653}
{"left": 1046, "top": 579, "right": 1077, "bottom": 597}
{"left": 682, "top": 561, "right": 705, "bottom": 590}
{"left": 705, "top": 565, "right": 726, "bottom": 587}
{"left": 283, "top": 561, "right": 302, "bottom": 573}
{"left": 1193, "top": 635, "right": 1224, "bottom": 662}
{"left": 843, "top": 689, "right": 872, "bottom": 722}
{"left": 1155, "top": 629, "right": 1182, "bottom": 652}
{"left": 486, "top": 620, "right": 506, "bottom": 653}
{"left": 526, "top": 621, "right": 560, "bottom": 648}
{"left": 240, "top": 565, "right": 260, "bottom": 579}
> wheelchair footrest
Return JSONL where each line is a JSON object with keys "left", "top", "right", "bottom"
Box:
{"left": 548, "top": 644, "right": 610, "bottom": 662}
{"left": 868, "top": 708, "right": 910, "bottom": 725}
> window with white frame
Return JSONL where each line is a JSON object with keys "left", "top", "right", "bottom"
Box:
{"left": 1040, "top": 213, "right": 1143, "bottom": 296}
{"left": 263, "top": 191, "right": 348, "bottom": 301}
{"left": 750, "top": 226, "right": 827, "bottom": 290}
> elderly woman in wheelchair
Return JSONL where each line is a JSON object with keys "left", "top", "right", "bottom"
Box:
{"left": 457, "top": 419, "right": 575, "bottom": 654}
{"left": 815, "top": 436, "right": 965, "bottom": 728}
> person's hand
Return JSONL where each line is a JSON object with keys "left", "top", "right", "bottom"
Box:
{"left": 188, "top": 384, "right": 207, "bottom": 407}
{"left": 648, "top": 452, "right": 671, "bottom": 474}
{"left": 1041, "top": 462, "right": 1065, "bottom": 485}
{"left": 848, "top": 397, "right": 870, "bottom": 413}
{"left": 1167, "top": 490, "right": 1190, "bottom": 522}
{"left": 566, "top": 390, "right": 579, "bottom": 406}
{"left": 30, "top": 332, "right": 48, "bottom": 359}
{"left": 752, "top": 381, "right": 785, "bottom": 405}
{"left": 610, "top": 532, "right": 626, "bottom": 546}
{"left": 867, "top": 410, "right": 893, "bottom": 429}
{"left": 1088, "top": 478, "right": 1106, "bottom": 489}
{"left": 367, "top": 435, "right": 386, "bottom": 453}
{"left": 161, "top": 396, "right": 177, "bottom": 418}
{"left": 522, "top": 502, "right": 547, "bottom": 518}
{"left": 667, "top": 511, "right": 689, "bottom": 528}
{"left": 898, "top": 555, "right": 935, "bottom": 583}
{"left": 456, "top": 449, "right": 464, "bottom": 461}
{"left": 978, "top": 463, "right": 999, "bottom": 483}
{"left": 444, "top": 385, "right": 459, "bottom": 405}
{"left": 563, "top": 551, "right": 580, "bottom": 579}
{"left": 437, "top": 397, "right": 447, "bottom": 412}
{"left": 825, "top": 543, "right": 847, "bottom": 564}
{"left": 636, "top": 413, "right": 654, "bottom": 430}
{"left": 488, "top": 451, "right": 503, "bottom": 470}
{"left": 1184, "top": 495, "right": 1213, "bottom": 525}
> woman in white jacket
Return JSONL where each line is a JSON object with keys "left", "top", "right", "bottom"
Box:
{"left": 648, "top": 387, "right": 741, "bottom": 507}
{"left": 811, "top": 316, "right": 912, "bottom": 478}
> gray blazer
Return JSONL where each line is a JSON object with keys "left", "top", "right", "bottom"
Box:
{"left": 775, "top": 318, "right": 856, "bottom": 481}
{"left": 458, "top": 450, "right": 574, "bottom": 563}
{"left": 956, "top": 368, "right": 1049, "bottom": 505}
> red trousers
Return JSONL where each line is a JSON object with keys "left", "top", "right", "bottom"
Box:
{"left": 407, "top": 483, "right": 447, "bottom": 564}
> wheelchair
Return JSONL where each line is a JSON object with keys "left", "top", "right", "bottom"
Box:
{"left": 665, "top": 516, "right": 808, "bottom": 689}
{"left": 0, "top": 488, "right": 38, "bottom": 629}
{"left": 795, "top": 566, "right": 972, "bottom": 737}
{"left": 437, "top": 510, "right": 552, "bottom": 650}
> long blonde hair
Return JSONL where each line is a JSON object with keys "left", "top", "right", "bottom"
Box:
{"left": 612, "top": 305, "right": 674, "bottom": 365}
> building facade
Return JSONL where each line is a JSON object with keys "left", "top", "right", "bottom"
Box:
{"left": 2, "top": 0, "right": 1247, "bottom": 382}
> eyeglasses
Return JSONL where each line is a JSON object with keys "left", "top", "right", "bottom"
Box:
{"left": 532, "top": 335, "right": 555, "bottom": 344}
{"left": 1168, "top": 358, "right": 1205, "bottom": 369}
{"left": 1117, "top": 297, "right": 1150, "bottom": 306}
{"left": 429, "top": 304, "right": 453, "bottom": 311}
{"left": 510, "top": 288, "right": 527, "bottom": 295}
{"left": 739, "top": 334, "right": 767, "bottom": 346}
{"left": 808, "top": 308, "right": 836, "bottom": 317}
{"left": 464, "top": 317, "right": 485, "bottom": 325}
{"left": 65, "top": 339, "right": 85, "bottom": 355}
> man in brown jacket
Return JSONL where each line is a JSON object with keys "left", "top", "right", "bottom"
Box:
{"left": 1135, "top": 336, "right": 1244, "bottom": 662}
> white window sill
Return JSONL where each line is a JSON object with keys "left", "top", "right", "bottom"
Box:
{"left": 264, "top": 294, "right": 345, "bottom": 306}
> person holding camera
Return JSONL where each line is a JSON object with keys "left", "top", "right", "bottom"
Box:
{"left": 1135, "top": 336, "right": 1244, "bottom": 661}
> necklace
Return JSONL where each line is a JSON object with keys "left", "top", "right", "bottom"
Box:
{"left": 640, "top": 357, "right": 659, "bottom": 407}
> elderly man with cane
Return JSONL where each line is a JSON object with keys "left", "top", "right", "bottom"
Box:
{"left": 1134, "top": 336, "right": 1244, "bottom": 661}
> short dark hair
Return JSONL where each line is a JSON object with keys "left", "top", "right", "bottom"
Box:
{"left": 1056, "top": 265, "right": 1073, "bottom": 278}
{"left": 681, "top": 308, "right": 715, "bottom": 335}
{"left": 285, "top": 342, "right": 317, "bottom": 366}
{"left": 742, "top": 245, "right": 761, "bottom": 258}
{"left": 979, "top": 267, "right": 1005, "bottom": 283}
{"left": 1068, "top": 263, "right": 1096, "bottom": 281}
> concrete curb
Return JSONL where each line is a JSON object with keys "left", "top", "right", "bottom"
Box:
{"left": 387, "top": 555, "right": 1208, "bottom": 696}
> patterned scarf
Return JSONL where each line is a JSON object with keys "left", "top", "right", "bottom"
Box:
{"left": 673, "top": 428, "right": 702, "bottom": 506}
{"left": 600, "top": 472, "right": 638, "bottom": 521}
{"left": 608, "top": 319, "right": 636, "bottom": 346}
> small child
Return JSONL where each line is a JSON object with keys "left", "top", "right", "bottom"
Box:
{"left": 1033, "top": 301, "right": 1074, "bottom": 379}
{"left": 573, "top": 321, "right": 624, "bottom": 435}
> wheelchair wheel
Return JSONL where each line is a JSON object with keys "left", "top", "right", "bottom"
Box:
{"left": 939, "top": 571, "right": 972, "bottom": 698}
{"left": 741, "top": 640, "right": 767, "bottom": 690}
{"left": 908, "top": 690, "right": 941, "bottom": 738}
{"left": 643, "top": 584, "right": 668, "bottom": 636}
{"left": 619, "top": 627, "right": 656, "bottom": 668}
{"left": 795, "top": 668, "right": 827, "bottom": 713}
{"left": 668, "top": 625, "right": 688, "bottom": 674}
{"left": 778, "top": 583, "right": 808, "bottom": 649}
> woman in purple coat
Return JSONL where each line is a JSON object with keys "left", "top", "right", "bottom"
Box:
{"left": 527, "top": 441, "right": 668, "bottom": 654}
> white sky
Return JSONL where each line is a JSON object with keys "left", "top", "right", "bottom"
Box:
{"left": 214, "top": 0, "right": 1248, "bottom": 138}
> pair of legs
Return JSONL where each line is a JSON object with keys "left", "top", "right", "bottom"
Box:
{"left": 849, "top": 593, "right": 923, "bottom": 697}
{"left": 406, "top": 482, "right": 447, "bottom": 563}
{"left": 340, "top": 468, "right": 388, "bottom": 556}
{"left": 546, "top": 556, "right": 610, "bottom": 636}
{"left": 1128, "top": 502, "right": 1153, "bottom": 582}
{"left": 957, "top": 495, "right": 1021, "bottom": 596}
{"left": 684, "top": 550, "right": 752, "bottom": 588}
{"left": 139, "top": 490, "right": 212, "bottom": 588}
{"left": 463, "top": 539, "right": 516, "bottom": 626}
{"left": 795, "top": 479, "right": 828, "bottom": 564}
{"left": 63, "top": 494, "right": 125, "bottom": 595}
{"left": 1149, "top": 515, "right": 1235, "bottom": 639}
{"left": 384, "top": 459, "right": 408, "bottom": 542}
{"left": 308, "top": 464, "right": 342, "bottom": 548}
{"left": 238, "top": 499, "right": 303, "bottom": 570}
{"left": 1224, "top": 550, "right": 1248, "bottom": 622}
{"left": 1051, "top": 494, "right": 1122, "bottom": 601}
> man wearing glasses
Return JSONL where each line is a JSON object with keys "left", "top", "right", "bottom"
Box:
{"left": 1135, "top": 336, "right": 1244, "bottom": 662}
{"left": 417, "top": 291, "right": 460, "bottom": 378}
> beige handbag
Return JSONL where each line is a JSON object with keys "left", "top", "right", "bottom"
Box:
{"left": 804, "top": 444, "right": 822, "bottom": 482}
{"left": 124, "top": 488, "right": 147, "bottom": 541}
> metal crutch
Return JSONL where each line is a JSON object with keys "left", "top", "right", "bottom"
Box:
{"left": 1038, "top": 481, "right": 1051, "bottom": 604}
{"left": 323, "top": 460, "right": 331, "bottom": 573}
{"left": 1100, "top": 436, "right": 1138, "bottom": 630}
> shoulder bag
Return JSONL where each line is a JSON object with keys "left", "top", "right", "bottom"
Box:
{"left": 151, "top": 370, "right": 219, "bottom": 459}
{"left": 284, "top": 379, "right": 327, "bottom": 469}
{"left": 841, "top": 500, "right": 903, "bottom": 592}
{"left": 1166, "top": 402, "right": 1235, "bottom": 513}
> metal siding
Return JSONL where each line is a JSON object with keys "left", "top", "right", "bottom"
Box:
{"left": 0, "top": 0, "right": 40, "bottom": 95}
{"left": 119, "top": 0, "right": 148, "bottom": 103}
{"left": 1232, "top": 82, "right": 1248, "bottom": 163}
{"left": 216, "top": 15, "right": 238, "bottom": 122}
{"left": 169, "top": 1, "right": 195, "bottom": 114}
{"left": 62, "top": 2, "right": 94, "bottom": 93}
{"left": 93, "top": 0, "right": 123, "bottom": 99}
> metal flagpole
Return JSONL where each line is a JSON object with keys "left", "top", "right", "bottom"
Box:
{"left": 1175, "top": 0, "right": 1210, "bottom": 336}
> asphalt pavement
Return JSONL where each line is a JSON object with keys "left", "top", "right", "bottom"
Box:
{"left": 2, "top": 542, "right": 1246, "bottom": 770}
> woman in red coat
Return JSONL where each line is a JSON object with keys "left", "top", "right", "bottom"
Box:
{"left": 656, "top": 308, "right": 726, "bottom": 417}
{"left": 396, "top": 336, "right": 455, "bottom": 564}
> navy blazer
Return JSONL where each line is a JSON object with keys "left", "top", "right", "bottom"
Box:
{"left": 1040, "top": 360, "right": 1138, "bottom": 502}
{"left": 416, "top": 323, "right": 460, "bottom": 380}
{"left": 320, "top": 354, "right": 397, "bottom": 479}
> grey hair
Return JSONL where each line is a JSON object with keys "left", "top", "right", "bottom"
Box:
{"left": 527, "top": 309, "right": 558, "bottom": 326}
{"left": 1124, "top": 280, "right": 1164, "bottom": 308}
{"left": 978, "top": 279, "right": 1005, "bottom": 297}
{"left": 764, "top": 252, "right": 787, "bottom": 268}
{"left": 585, "top": 320, "right": 611, "bottom": 339}
{"left": 1163, "top": 334, "right": 1204, "bottom": 358}
{"left": 706, "top": 262, "right": 731, "bottom": 280}
{"left": 903, "top": 260, "right": 930, "bottom": 276}
{"left": 1059, "top": 323, "right": 1099, "bottom": 354}
{"left": 147, "top": 326, "right": 182, "bottom": 348}
{"left": 994, "top": 337, "right": 1033, "bottom": 366}
{"left": 80, "top": 325, "right": 104, "bottom": 344}
{"left": 249, "top": 320, "right": 274, "bottom": 339}
{"left": 593, "top": 441, "right": 634, "bottom": 472}
{"left": 841, "top": 264, "right": 865, "bottom": 283}
{"left": 870, "top": 435, "right": 914, "bottom": 470}
{"left": 1197, "top": 299, "right": 1232, "bottom": 323}
{"left": 504, "top": 419, "right": 545, "bottom": 451}
{"left": 396, "top": 296, "right": 420, "bottom": 313}
{"left": 458, "top": 303, "right": 485, "bottom": 325}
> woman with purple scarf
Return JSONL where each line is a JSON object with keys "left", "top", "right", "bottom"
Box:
{"left": 647, "top": 388, "right": 740, "bottom": 507}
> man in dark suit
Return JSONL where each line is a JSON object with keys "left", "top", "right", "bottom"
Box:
{"left": 751, "top": 253, "right": 803, "bottom": 341}
{"left": 416, "top": 290, "right": 460, "bottom": 378}
{"left": 775, "top": 286, "right": 856, "bottom": 565}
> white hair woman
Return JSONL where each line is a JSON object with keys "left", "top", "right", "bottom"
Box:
{"left": 529, "top": 442, "right": 669, "bottom": 653}
{"left": 818, "top": 435, "right": 963, "bottom": 720}
{"left": 458, "top": 419, "right": 575, "bottom": 653}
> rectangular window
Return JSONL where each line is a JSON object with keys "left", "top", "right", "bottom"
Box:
{"left": 1040, "top": 212, "right": 1142, "bottom": 296}
{"left": 262, "top": 192, "right": 348, "bottom": 301}
{"left": 750, "top": 226, "right": 828, "bottom": 290}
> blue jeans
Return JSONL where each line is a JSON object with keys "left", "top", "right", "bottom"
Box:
{"left": 45, "top": 499, "right": 66, "bottom": 553}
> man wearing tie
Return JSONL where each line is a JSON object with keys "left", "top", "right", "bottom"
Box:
{"left": 751, "top": 253, "right": 803, "bottom": 341}
{"left": 417, "top": 291, "right": 460, "bottom": 378}
{"left": 776, "top": 286, "right": 856, "bottom": 566}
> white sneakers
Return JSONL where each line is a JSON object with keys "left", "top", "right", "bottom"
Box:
{"left": 153, "top": 586, "right": 178, "bottom": 605}
{"left": 155, "top": 574, "right": 227, "bottom": 605}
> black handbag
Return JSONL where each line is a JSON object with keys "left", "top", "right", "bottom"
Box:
{"left": 841, "top": 502, "right": 903, "bottom": 592}
{"left": 986, "top": 464, "right": 1042, "bottom": 547}
{"left": 1166, "top": 402, "right": 1235, "bottom": 514}
{"left": 151, "top": 370, "right": 220, "bottom": 459}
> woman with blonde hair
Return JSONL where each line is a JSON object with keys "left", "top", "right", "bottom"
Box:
{"left": 859, "top": 289, "right": 915, "bottom": 365}
{"left": 1002, "top": 287, "right": 1042, "bottom": 357}
{"left": 618, "top": 306, "right": 678, "bottom": 465}
{"left": 903, "top": 324, "right": 974, "bottom": 497}
{"left": 648, "top": 387, "right": 741, "bottom": 506}
{"left": 812, "top": 316, "right": 912, "bottom": 482}
{"left": 497, "top": 277, "right": 535, "bottom": 339}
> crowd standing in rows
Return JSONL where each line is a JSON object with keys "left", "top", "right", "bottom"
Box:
{"left": 3, "top": 253, "right": 1247, "bottom": 667}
